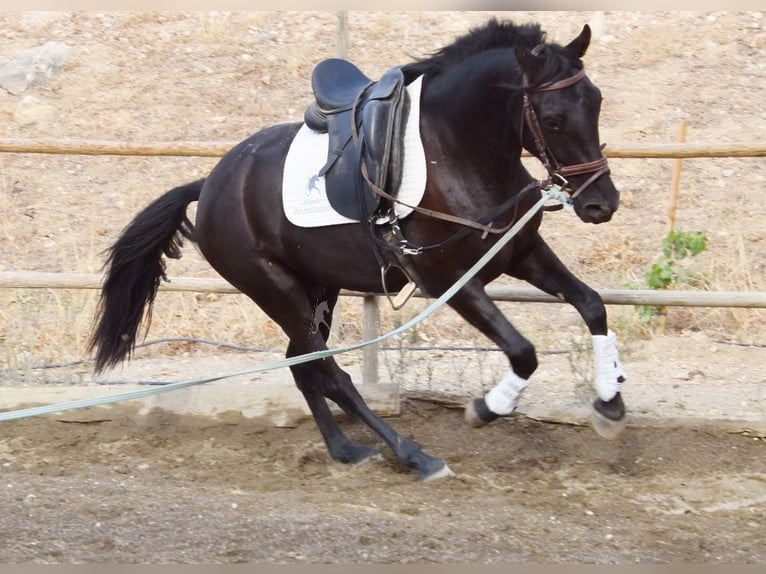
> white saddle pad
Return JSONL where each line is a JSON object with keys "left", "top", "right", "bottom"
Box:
{"left": 282, "top": 75, "right": 426, "bottom": 228}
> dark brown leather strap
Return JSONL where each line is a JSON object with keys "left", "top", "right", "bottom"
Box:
{"left": 362, "top": 162, "right": 514, "bottom": 236}
{"left": 568, "top": 162, "right": 611, "bottom": 200}
{"left": 559, "top": 155, "right": 609, "bottom": 177}
{"left": 531, "top": 67, "right": 586, "bottom": 93}
{"left": 361, "top": 161, "right": 543, "bottom": 240}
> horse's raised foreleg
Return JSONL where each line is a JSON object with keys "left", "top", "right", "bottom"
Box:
{"left": 507, "top": 233, "right": 627, "bottom": 438}
{"left": 443, "top": 278, "right": 539, "bottom": 427}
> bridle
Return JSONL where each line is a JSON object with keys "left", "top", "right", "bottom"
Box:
{"left": 522, "top": 64, "right": 610, "bottom": 202}
{"left": 360, "top": 59, "right": 613, "bottom": 265}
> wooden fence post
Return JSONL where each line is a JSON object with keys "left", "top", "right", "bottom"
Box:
{"left": 362, "top": 295, "right": 380, "bottom": 387}
{"left": 660, "top": 120, "right": 689, "bottom": 331}
{"left": 667, "top": 120, "right": 688, "bottom": 232}
{"left": 336, "top": 11, "right": 348, "bottom": 59}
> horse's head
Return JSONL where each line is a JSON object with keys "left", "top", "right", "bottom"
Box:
{"left": 515, "top": 25, "right": 620, "bottom": 223}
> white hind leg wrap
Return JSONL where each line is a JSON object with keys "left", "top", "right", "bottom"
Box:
{"left": 592, "top": 329, "right": 625, "bottom": 401}
{"left": 485, "top": 370, "right": 530, "bottom": 416}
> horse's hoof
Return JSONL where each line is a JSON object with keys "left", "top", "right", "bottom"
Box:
{"left": 464, "top": 397, "right": 499, "bottom": 428}
{"left": 590, "top": 405, "right": 627, "bottom": 440}
{"left": 335, "top": 444, "right": 382, "bottom": 465}
{"left": 421, "top": 462, "right": 456, "bottom": 482}
{"left": 352, "top": 452, "right": 384, "bottom": 467}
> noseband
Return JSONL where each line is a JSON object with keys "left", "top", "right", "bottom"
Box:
{"left": 522, "top": 66, "right": 610, "bottom": 201}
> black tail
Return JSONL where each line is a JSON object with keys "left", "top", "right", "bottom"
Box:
{"left": 89, "top": 179, "right": 205, "bottom": 373}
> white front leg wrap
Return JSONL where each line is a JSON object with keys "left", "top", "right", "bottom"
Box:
{"left": 592, "top": 329, "right": 626, "bottom": 401}
{"left": 485, "top": 370, "right": 530, "bottom": 416}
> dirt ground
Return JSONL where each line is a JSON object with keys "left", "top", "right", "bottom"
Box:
{"left": 0, "top": 399, "right": 764, "bottom": 563}
{"left": 0, "top": 11, "right": 765, "bottom": 564}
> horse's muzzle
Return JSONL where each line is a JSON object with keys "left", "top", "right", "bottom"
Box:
{"left": 580, "top": 200, "right": 616, "bottom": 223}
{"left": 573, "top": 180, "right": 620, "bottom": 224}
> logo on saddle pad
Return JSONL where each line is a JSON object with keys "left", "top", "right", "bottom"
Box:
{"left": 282, "top": 74, "right": 426, "bottom": 229}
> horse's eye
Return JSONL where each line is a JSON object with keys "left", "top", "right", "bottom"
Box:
{"left": 542, "top": 117, "right": 561, "bottom": 132}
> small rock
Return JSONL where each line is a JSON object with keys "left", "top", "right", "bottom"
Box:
{"left": 744, "top": 34, "right": 766, "bottom": 49}
{"left": 0, "top": 41, "right": 72, "bottom": 95}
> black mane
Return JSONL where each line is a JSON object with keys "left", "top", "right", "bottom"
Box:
{"left": 404, "top": 18, "right": 582, "bottom": 87}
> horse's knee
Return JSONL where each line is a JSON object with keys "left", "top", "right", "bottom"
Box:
{"left": 580, "top": 289, "right": 608, "bottom": 332}
{"left": 509, "top": 340, "right": 537, "bottom": 380}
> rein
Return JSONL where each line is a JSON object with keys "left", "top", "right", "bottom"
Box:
{"left": 361, "top": 161, "right": 538, "bottom": 243}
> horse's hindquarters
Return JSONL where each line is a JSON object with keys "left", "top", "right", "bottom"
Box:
{"left": 195, "top": 124, "right": 391, "bottom": 295}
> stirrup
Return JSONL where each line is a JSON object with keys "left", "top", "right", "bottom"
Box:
{"left": 380, "top": 264, "right": 418, "bottom": 310}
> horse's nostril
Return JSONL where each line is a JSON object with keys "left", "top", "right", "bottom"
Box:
{"left": 583, "top": 203, "right": 614, "bottom": 223}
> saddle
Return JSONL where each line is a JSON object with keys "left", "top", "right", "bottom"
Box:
{"left": 303, "top": 58, "right": 410, "bottom": 221}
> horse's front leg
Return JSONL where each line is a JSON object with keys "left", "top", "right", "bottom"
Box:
{"left": 507, "top": 233, "right": 627, "bottom": 439}
{"left": 441, "top": 278, "right": 539, "bottom": 427}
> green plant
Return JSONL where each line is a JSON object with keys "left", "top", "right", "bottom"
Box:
{"left": 632, "top": 230, "right": 709, "bottom": 323}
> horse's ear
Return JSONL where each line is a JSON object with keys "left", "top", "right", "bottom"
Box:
{"left": 514, "top": 43, "right": 543, "bottom": 80}
{"left": 565, "top": 24, "right": 591, "bottom": 58}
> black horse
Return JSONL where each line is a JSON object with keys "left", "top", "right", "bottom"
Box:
{"left": 90, "top": 19, "right": 627, "bottom": 481}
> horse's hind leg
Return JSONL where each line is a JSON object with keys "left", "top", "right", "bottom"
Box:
{"left": 236, "top": 266, "right": 451, "bottom": 480}
{"left": 320, "top": 369, "right": 454, "bottom": 481}
{"left": 287, "top": 290, "right": 379, "bottom": 465}
{"left": 289, "top": 342, "right": 381, "bottom": 465}
{"left": 298, "top": 289, "right": 451, "bottom": 480}
{"left": 507, "top": 233, "right": 627, "bottom": 438}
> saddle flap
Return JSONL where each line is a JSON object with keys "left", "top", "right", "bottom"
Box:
{"left": 361, "top": 67, "right": 408, "bottom": 194}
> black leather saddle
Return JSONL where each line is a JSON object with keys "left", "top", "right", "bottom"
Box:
{"left": 303, "top": 58, "right": 410, "bottom": 221}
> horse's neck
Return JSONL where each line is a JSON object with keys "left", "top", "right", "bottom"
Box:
{"left": 420, "top": 59, "right": 529, "bottom": 202}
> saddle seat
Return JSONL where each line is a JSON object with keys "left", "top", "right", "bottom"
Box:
{"left": 302, "top": 58, "right": 410, "bottom": 221}
{"left": 304, "top": 58, "right": 372, "bottom": 128}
